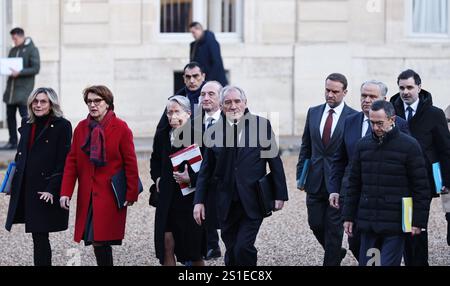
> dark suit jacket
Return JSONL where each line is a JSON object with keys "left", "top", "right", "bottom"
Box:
{"left": 329, "top": 111, "right": 410, "bottom": 195}
{"left": 194, "top": 112, "right": 289, "bottom": 221}
{"left": 391, "top": 90, "right": 450, "bottom": 196}
{"left": 190, "top": 30, "right": 228, "bottom": 86}
{"left": 296, "top": 103, "right": 358, "bottom": 194}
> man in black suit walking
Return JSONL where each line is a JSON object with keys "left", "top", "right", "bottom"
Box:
{"left": 196, "top": 81, "right": 223, "bottom": 260}
{"left": 296, "top": 73, "right": 358, "bottom": 266}
{"left": 329, "top": 80, "right": 410, "bottom": 261}
{"left": 194, "top": 86, "right": 289, "bottom": 266}
{"left": 390, "top": 69, "right": 450, "bottom": 266}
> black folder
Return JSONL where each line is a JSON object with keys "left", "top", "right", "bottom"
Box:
{"left": 256, "top": 172, "right": 275, "bottom": 218}
{"left": 111, "top": 169, "right": 143, "bottom": 209}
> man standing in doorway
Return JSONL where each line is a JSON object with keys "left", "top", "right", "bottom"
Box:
{"left": 189, "top": 22, "right": 228, "bottom": 86}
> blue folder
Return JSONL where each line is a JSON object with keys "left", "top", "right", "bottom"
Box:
{"left": 297, "top": 159, "right": 310, "bottom": 189}
{"left": 433, "top": 162, "right": 443, "bottom": 194}
{"left": 0, "top": 162, "right": 16, "bottom": 194}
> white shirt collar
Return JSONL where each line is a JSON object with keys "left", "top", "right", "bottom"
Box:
{"left": 204, "top": 109, "right": 221, "bottom": 124}
{"left": 404, "top": 98, "right": 419, "bottom": 112}
{"left": 324, "top": 100, "right": 345, "bottom": 116}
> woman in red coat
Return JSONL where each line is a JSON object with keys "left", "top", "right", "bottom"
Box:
{"left": 60, "top": 85, "right": 139, "bottom": 266}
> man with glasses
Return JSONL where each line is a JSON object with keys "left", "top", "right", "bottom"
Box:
{"left": 390, "top": 69, "right": 450, "bottom": 266}
{"left": 343, "top": 100, "right": 430, "bottom": 266}
{"left": 329, "top": 80, "right": 409, "bottom": 262}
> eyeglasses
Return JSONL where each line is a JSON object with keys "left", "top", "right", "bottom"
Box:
{"left": 32, "top": 99, "right": 49, "bottom": 105}
{"left": 86, "top": 98, "right": 104, "bottom": 106}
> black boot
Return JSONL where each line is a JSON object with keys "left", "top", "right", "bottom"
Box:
{"left": 32, "top": 233, "right": 52, "bottom": 266}
{"left": 94, "top": 245, "right": 113, "bottom": 266}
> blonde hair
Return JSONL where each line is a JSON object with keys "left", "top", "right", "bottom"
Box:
{"left": 27, "top": 87, "right": 64, "bottom": 123}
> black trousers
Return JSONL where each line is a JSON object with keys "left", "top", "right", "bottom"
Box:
{"left": 403, "top": 231, "right": 429, "bottom": 266}
{"left": 348, "top": 224, "right": 361, "bottom": 262}
{"left": 220, "top": 200, "right": 263, "bottom": 266}
{"left": 306, "top": 181, "right": 344, "bottom": 266}
{"left": 207, "top": 225, "right": 220, "bottom": 250}
{"left": 6, "top": 104, "right": 28, "bottom": 145}
{"left": 32, "top": 233, "right": 51, "bottom": 266}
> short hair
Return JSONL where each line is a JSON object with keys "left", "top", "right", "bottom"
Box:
{"left": 10, "top": 27, "right": 25, "bottom": 36}
{"left": 371, "top": 100, "right": 396, "bottom": 118}
{"left": 220, "top": 85, "right": 247, "bottom": 105}
{"left": 27, "top": 87, "right": 64, "bottom": 123}
{"left": 183, "top": 62, "right": 204, "bottom": 74}
{"left": 202, "top": 81, "right": 223, "bottom": 91}
{"left": 167, "top": 95, "right": 191, "bottom": 114}
{"left": 189, "top": 22, "right": 203, "bottom": 29}
{"left": 361, "top": 80, "right": 389, "bottom": 97}
{"left": 397, "top": 69, "right": 422, "bottom": 86}
{"left": 83, "top": 85, "right": 115, "bottom": 111}
{"left": 326, "top": 73, "right": 348, "bottom": 90}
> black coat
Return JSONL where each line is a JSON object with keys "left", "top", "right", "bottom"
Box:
{"left": 5, "top": 116, "right": 72, "bottom": 233}
{"left": 342, "top": 127, "right": 431, "bottom": 235}
{"left": 391, "top": 90, "right": 450, "bottom": 197}
{"left": 190, "top": 30, "right": 228, "bottom": 86}
{"left": 150, "top": 123, "right": 206, "bottom": 264}
{"left": 193, "top": 112, "right": 220, "bottom": 229}
{"left": 194, "top": 112, "right": 289, "bottom": 221}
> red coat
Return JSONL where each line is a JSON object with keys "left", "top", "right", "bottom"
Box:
{"left": 61, "top": 115, "right": 139, "bottom": 243}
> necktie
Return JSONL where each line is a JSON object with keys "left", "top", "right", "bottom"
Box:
{"left": 406, "top": 106, "right": 413, "bottom": 122}
{"left": 206, "top": 118, "right": 215, "bottom": 129}
{"left": 322, "top": 109, "right": 334, "bottom": 146}
{"left": 365, "top": 119, "right": 372, "bottom": 136}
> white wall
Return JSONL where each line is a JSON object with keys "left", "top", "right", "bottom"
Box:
{"left": 4, "top": 0, "right": 450, "bottom": 137}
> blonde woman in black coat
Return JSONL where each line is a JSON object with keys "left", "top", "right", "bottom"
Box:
{"left": 5, "top": 87, "right": 72, "bottom": 266}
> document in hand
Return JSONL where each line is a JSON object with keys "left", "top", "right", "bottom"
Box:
{"left": 297, "top": 159, "right": 310, "bottom": 190}
{"left": 0, "top": 162, "right": 16, "bottom": 194}
{"left": 111, "top": 169, "right": 144, "bottom": 209}
{"left": 169, "top": 144, "right": 203, "bottom": 196}
{"left": 0, "top": 58, "right": 23, "bottom": 76}
{"left": 402, "top": 197, "right": 413, "bottom": 233}
{"left": 432, "top": 162, "right": 443, "bottom": 194}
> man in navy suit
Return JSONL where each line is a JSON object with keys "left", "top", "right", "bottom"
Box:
{"left": 329, "top": 80, "right": 410, "bottom": 261}
{"left": 194, "top": 86, "right": 289, "bottom": 266}
{"left": 296, "top": 73, "right": 358, "bottom": 266}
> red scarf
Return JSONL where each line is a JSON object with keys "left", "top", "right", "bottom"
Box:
{"left": 81, "top": 111, "right": 115, "bottom": 167}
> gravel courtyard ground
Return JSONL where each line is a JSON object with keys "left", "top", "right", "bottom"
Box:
{"left": 0, "top": 155, "right": 449, "bottom": 266}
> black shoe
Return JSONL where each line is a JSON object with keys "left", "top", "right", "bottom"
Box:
{"left": 205, "top": 247, "right": 221, "bottom": 260}
{"left": 0, "top": 142, "right": 17, "bottom": 150}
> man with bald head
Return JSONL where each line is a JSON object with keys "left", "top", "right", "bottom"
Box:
{"left": 329, "top": 80, "right": 409, "bottom": 261}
